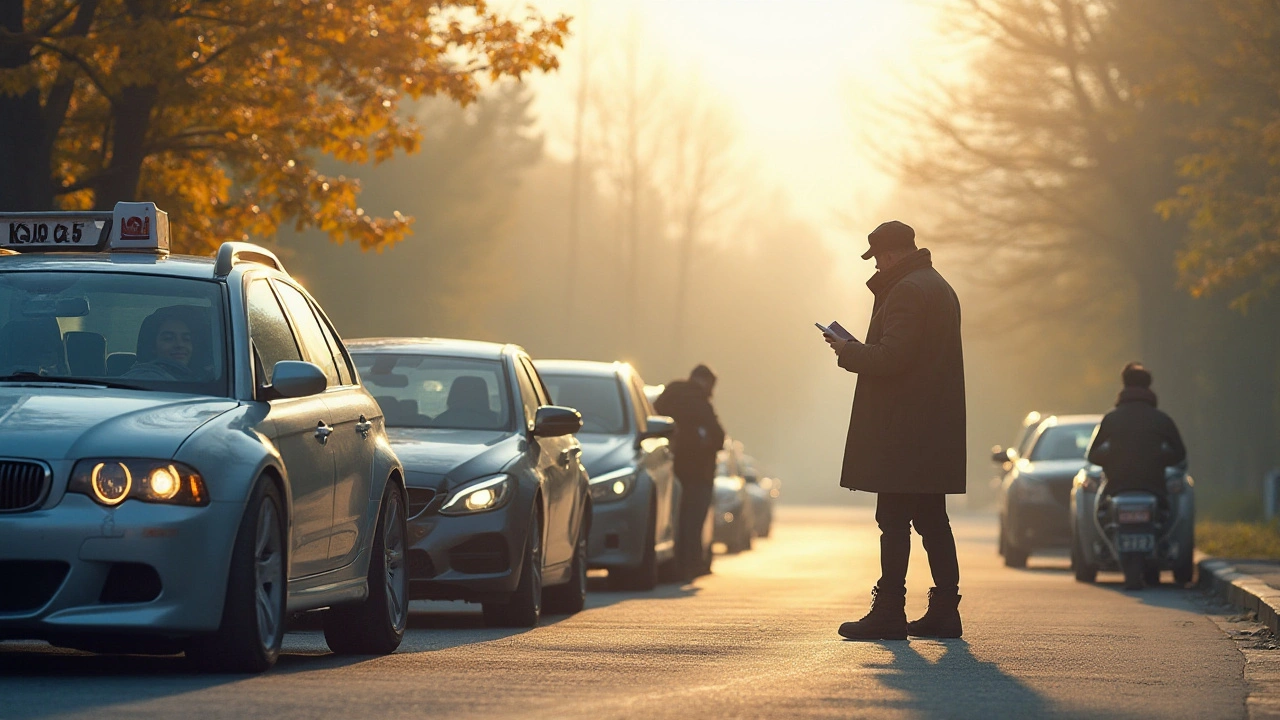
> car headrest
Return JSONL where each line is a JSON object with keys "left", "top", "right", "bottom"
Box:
{"left": 447, "top": 376, "right": 490, "bottom": 413}
{"left": 64, "top": 331, "right": 106, "bottom": 376}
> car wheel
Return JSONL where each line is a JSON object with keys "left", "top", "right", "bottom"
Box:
{"left": 1174, "top": 517, "right": 1196, "bottom": 585}
{"left": 1071, "top": 532, "right": 1097, "bottom": 583}
{"left": 1003, "top": 544, "right": 1029, "bottom": 568}
{"left": 187, "top": 478, "right": 286, "bottom": 673}
{"left": 610, "top": 504, "right": 658, "bottom": 592}
{"left": 545, "top": 506, "right": 589, "bottom": 614}
{"left": 483, "top": 512, "right": 542, "bottom": 628}
{"left": 323, "top": 482, "right": 409, "bottom": 655}
{"left": 1142, "top": 563, "right": 1161, "bottom": 587}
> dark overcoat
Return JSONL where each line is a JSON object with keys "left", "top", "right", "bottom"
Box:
{"left": 1086, "top": 387, "right": 1186, "bottom": 495}
{"left": 837, "top": 249, "right": 967, "bottom": 494}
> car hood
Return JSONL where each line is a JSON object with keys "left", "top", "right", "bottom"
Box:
{"left": 385, "top": 427, "right": 520, "bottom": 490}
{"left": 0, "top": 385, "right": 238, "bottom": 461}
{"left": 1019, "top": 458, "right": 1088, "bottom": 479}
{"left": 575, "top": 433, "right": 635, "bottom": 478}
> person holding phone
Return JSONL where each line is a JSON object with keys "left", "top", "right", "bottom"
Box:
{"left": 823, "top": 220, "right": 967, "bottom": 641}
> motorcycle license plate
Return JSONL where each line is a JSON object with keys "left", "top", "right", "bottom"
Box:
{"left": 1118, "top": 533, "right": 1155, "bottom": 553}
{"left": 1118, "top": 509, "right": 1151, "bottom": 523}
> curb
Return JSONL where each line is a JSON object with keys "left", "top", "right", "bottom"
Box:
{"left": 1199, "top": 557, "right": 1280, "bottom": 635}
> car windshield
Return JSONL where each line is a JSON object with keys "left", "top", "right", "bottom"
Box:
{"left": 352, "top": 353, "right": 512, "bottom": 431}
{"left": 1028, "top": 423, "right": 1096, "bottom": 461}
{"left": 0, "top": 271, "right": 229, "bottom": 395}
{"left": 540, "top": 373, "right": 628, "bottom": 434}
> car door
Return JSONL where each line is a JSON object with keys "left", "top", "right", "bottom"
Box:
{"left": 246, "top": 278, "right": 335, "bottom": 578}
{"left": 516, "top": 356, "right": 577, "bottom": 570}
{"left": 629, "top": 371, "right": 676, "bottom": 555}
{"left": 272, "top": 280, "right": 376, "bottom": 569}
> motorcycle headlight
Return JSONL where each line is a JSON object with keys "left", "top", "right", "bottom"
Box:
{"left": 69, "top": 459, "right": 208, "bottom": 507}
{"left": 590, "top": 467, "right": 637, "bottom": 503}
{"left": 440, "top": 474, "right": 513, "bottom": 515}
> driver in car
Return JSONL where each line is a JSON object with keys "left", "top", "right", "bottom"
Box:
{"left": 124, "top": 306, "right": 211, "bottom": 381}
{"left": 1086, "top": 362, "right": 1187, "bottom": 500}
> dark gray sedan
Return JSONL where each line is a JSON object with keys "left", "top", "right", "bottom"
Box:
{"left": 536, "top": 360, "right": 678, "bottom": 591}
{"left": 348, "top": 338, "right": 590, "bottom": 628}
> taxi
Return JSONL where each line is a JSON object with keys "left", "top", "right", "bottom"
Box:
{"left": 0, "top": 203, "right": 407, "bottom": 672}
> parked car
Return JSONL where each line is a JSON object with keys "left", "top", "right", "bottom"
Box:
{"left": 536, "top": 360, "right": 679, "bottom": 590}
{"left": 347, "top": 338, "right": 590, "bottom": 628}
{"left": 989, "top": 411, "right": 1044, "bottom": 493}
{"left": 713, "top": 439, "right": 755, "bottom": 554}
{"left": 0, "top": 203, "right": 406, "bottom": 672}
{"left": 995, "top": 414, "right": 1102, "bottom": 567}
{"left": 740, "top": 455, "right": 780, "bottom": 538}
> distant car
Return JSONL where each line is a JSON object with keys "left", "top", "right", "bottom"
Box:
{"left": 989, "top": 411, "right": 1044, "bottom": 492}
{"left": 995, "top": 414, "right": 1102, "bottom": 568}
{"left": 713, "top": 440, "right": 754, "bottom": 554}
{"left": 740, "top": 455, "right": 780, "bottom": 538}
{"left": 348, "top": 338, "right": 590, "bottom": 628}
{"left": 536, "top": 360, "right": 679, "bottom": 591}
{"left": 0, "top": 203, "right": 407, "bottom": 672}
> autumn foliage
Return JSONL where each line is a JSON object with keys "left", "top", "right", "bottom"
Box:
{"left": 0, "top": 0, "right": 569, "bottom": 254}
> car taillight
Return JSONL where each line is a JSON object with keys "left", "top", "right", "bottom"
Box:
{"left": 1117, "top": 508, "right": 1151, "bottom": 524}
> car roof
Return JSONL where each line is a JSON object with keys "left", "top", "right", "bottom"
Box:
{"left": 1041, "top": 414, "right": 1103, "bottom": 427}
{"left": 345, "top": 337, "right": 518, "bottom": 360}
{"left": 534, "top": 359, "right": 628, "bottom": 379}
{"left": 0, "top": 252, "right": 222, "bottom": 280}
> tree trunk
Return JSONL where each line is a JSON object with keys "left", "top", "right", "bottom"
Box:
{"left": 0, "top": 2, "right": 53, "bottom": 210}
{"left": 92, "top": 85, "right": 158, "bottom": 209}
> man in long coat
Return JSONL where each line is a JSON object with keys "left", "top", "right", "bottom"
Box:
{"left": 824, "top": 220, "right": 967, "bottom": 641}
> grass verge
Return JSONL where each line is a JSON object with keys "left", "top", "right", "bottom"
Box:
{"left": 1198, "top": 521, "right": 1280, "bottom": 560}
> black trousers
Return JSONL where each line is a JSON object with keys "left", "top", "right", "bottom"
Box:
{"left": 676, "top": 481, "right": 714, "bottom": 575}
{"left": 875, "top": 493, "right": 960, "bottom": 594}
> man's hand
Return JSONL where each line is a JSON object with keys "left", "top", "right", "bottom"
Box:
{"left": 825, "top": 335, "right": 850, "bottom": 357}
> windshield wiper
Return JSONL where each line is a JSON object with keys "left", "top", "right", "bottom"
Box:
{"left": 0, "top": 372, "right": 146, "bottom": 391}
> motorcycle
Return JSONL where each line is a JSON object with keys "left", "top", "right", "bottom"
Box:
{"left": 1069, "top": 464, "right": 1195, "bottom": 589}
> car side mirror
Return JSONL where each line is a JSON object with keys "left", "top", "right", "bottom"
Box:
{"left": 639, "top": 415, "right": 676, "bottom": 443}
{"left": 270, "top": 360, "right": 328, "bottom": 399}
{"left": 533, "top": 405, "right": 583, "bottom": 437}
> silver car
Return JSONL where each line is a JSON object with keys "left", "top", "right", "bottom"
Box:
{"left": 0, "top": 203, "right": 407, "bottom": 672}
{"left": 536, "top": 360, "right": 679, "bottom": 591}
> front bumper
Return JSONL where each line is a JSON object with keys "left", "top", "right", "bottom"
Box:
{"left": 404, "top": 499, "right": 532, "bottom": 603}
{"left": 0, "top": 494, "right": 241, "bottom": 640}
{"left": 1007, "top": 499, "right": 1071, "bottom": 550}
{"left": 587, "top": 486, "right": 650, "bottom": 570}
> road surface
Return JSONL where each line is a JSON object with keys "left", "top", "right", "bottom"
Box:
{"left": 0, "top": 506, "right": 1249, "bottom": 719}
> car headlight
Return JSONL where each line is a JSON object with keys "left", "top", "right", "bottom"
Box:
{"left": 1013, "top": 478, "right": 1055, "bottom": 504}
{"left": 69, "top": 459, "right": 208, "bottom": 507}
{"left": 590, "top": 467, "right": 637, "bottom": 503}
{"left": 440, "top": 474, "right": 513, "bottom": 515}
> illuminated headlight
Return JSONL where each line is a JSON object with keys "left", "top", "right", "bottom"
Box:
{"left": 589, "top": 467, "right": 637, "bottom": 503}
{"left": 441, "top": 474, "right": 513, "bottom": 515}
{"left": 69, "top": 459, "right": 208, "bottom": 507}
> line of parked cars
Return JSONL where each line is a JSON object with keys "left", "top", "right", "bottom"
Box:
{"left": 993, "top": 411, "right": 1195, "bottom": 588}
{"left": 0, "top": 203, "right": 781, "bottom": 673}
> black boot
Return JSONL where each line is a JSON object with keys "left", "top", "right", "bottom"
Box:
{"left": 907, "top": 587, "right": 963, "bottom": 638}
{"left": 838, "top": 586, "right": 907, "bottom": 641}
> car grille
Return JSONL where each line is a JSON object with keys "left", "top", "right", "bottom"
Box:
{"left": 0, "top": 460, "right": 50, "bottom": 513}
{"left": 406, "top": 488, "right": 438, "bottom": 518}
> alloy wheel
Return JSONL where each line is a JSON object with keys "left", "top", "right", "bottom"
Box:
{"left": 254, "top": 496, "right": 284, "bottom": 652}
{"left": 384, "top": 492, "right": 408, "bottom": 632}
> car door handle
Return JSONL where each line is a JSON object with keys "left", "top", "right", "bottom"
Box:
{"left": 356, "top": 415, "right": 373, "bottom": 438}
{"left": 315, "top": 421, "right": 333, "bottom": 445}
{"left": 559, "top": 447, "right": 581, "bottom": 467}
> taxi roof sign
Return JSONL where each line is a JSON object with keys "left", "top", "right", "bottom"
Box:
{"left": 0, "top": 202, "right": 169, "bottom": 254}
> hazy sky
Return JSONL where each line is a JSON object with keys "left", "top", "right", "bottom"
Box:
{"left": 518, "top": 0, "right": 954, "bottom": 256}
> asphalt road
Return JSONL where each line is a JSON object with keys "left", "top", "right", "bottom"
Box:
{"left": 0, "top": 506, "right": 1248, "bottom": 719}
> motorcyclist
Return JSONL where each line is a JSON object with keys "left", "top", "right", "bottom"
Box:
{"left": 1086, "top": 363, "right": 1186, "bottom": 499}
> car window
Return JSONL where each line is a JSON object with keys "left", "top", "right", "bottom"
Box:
{"left": 272, "top": 281, "right": 340, "bottom": 388}
{"left": 1028, "top": 424, "right": 1096, "bottom": 461}
{"left": 540, "top": 372, "right": 628, "bottom": 435}
{"left": 351, "top": 352, "right": 512, "bottom": 431}
{"left": 309, "top": 301, "right": 353, "bottom": 386}
{"left": 0, "top": 270, "right": 230, "bottom": 395}
{"left": 246, "top": 279, "right": 301, "bottom": 386}
{"left": 628, "top": 373, "right": 650, "bottom": 429}
{"left": 513, "top": 360, "right": 541, "bottom": 430}
{"left": 518, "top": 357, "right": 551, "bottom": 406}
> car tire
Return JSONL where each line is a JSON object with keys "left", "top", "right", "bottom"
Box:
{"left": 544, "top": 506, "right": 589, "bottom": 614}
{"left": 1142, "top": 563, "right": 1161, "bottom": 587}
{"left": 610, "top": 504, "right": 658, "bottom": 592}
{"left": 482, "top": 512, "right": 542, "bottom": 628}
{"left": 1071, "top": 529, "right": 1097, "bottom": 583}
{"left": 187, "top": 478, "right": 286, "bottom": 673}
{"left": 1003, "top": 544, "right": 1029, "bottom": 569}
{"left": 1174, "top": 517, "right": 1195, "bottom": 585}
{"left": 323, "top": 482, "right": 408, "bottom": 655}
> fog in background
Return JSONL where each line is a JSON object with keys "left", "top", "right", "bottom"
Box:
{"left": 275, "top": 0, "right": 1280, "bottom": 515}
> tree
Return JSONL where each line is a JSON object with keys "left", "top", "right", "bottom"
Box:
{"left": 0, "top": 0, "right": 569, "bottom": 253}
